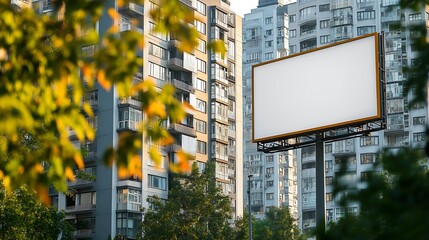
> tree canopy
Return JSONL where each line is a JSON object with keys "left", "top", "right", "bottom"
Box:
{"left": 0, "top": 0, "right": 225, "bottom": 203}
{"left": 139, "top": 163, "right": 233, "bottom": 240}
{"left": 0, "top": 183, "right": 74, "bottom": 240}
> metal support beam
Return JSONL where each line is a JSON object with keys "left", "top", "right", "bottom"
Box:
{"left": 315, "top": 134, "right": 325, "bottom": 233}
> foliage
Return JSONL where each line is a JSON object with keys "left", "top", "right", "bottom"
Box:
{"left": 317, "top": 149, "right": 429, "bottom": 239}
{"left": 0, "top": 0, "right": 222, "bottom": 202}
{"left": 253, "top": 206, "right": 305, "bottom": 240}
{"left": 0, "top": 183, "right": 73, "bottom": 240}
{"left": 139, "top": 163, "right": 233, "bottom": 240}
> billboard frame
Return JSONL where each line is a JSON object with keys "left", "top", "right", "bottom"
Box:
{"left": 252, "top": 32, "right": 386, "bottom": 151}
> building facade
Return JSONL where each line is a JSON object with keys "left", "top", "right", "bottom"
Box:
{"left": 243, "top": 0, "right": 428, "bottom": 232}
{"left": 13, "top": 0, "right": 243, "bottom": 239}
{"left": 242, "top": 0, "right": 299, "bottom": 220}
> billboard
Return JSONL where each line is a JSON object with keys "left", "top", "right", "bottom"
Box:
{"left": 252, "top": 33, "right": 382, "bottom": 142}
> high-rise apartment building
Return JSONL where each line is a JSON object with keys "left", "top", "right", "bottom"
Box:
{"left": 12, "top": 0, "right": 243, "bottom": 239}
{"left": 243, "top": 0, "right": 428, "bottom": 232}
{"left": 242, "top": 0, "right": 298, "bottom": 220}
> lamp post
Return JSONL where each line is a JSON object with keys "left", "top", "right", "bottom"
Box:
{"left": 247, "top": 174, "right": 253, "bottom": 240}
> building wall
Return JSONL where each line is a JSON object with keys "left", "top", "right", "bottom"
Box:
{"left": 242, "top": 1, "right": 299, "bottom": 221}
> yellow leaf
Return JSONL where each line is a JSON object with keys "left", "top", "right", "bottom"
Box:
{"left": 146, "top": 101, "right": 166, "bottom": 118}
{"left": 65, "top": 167, "right": 75, "bottom": 182}
{"left": 149, "top": 146, "right": 162, "bottom": 166}
{"left": 177, "top": 150, "right": 191, "bottom": 173}
{"left": 36, "top": 185, "right": 50, "bottom": 206}
{"left": 117, "top": 0, "right": 124, "bottom": 7}
{"left": 35, "top": 164, "right": 43, "bottom": 173}
{"left": 74, "top": 153, "right": 84, "bottom": 170}
{"left": 118, "top": 166, "right": 129, "bottom": 179}
{"left": 108, "top": 8, "right": 120, "bottom": 22}
{"left": 97, "top": 70, "right": 111, "bottom": 90}
{"left": 128, "top": 155, "right": 142, "bottom": 179}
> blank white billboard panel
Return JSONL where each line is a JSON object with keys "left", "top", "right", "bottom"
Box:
{"left": 253, "top": 33, "right": 381, "bottom": 142}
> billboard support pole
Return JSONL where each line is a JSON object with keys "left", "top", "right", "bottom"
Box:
{"left": 315, "top": 133, "right": 326, "bottom": 233}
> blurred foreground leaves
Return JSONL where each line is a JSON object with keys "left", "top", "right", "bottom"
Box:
{"left": 0, "top": 0, "right": 214, "bottom": 202}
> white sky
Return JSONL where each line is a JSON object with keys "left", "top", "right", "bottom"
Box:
{"left": 230, "top": 0, "right": 258, "bottom": 17}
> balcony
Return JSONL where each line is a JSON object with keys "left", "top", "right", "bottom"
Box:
{"left": 68, "top": 178, "right": 95, "bottom": 188}
{"left": 81, "top": 45, "right": 98, "bottom": 58}
{"left": 212, "top": 113, "right": 228, "bottom": 124}
{"left": 118, "top": 2, "right": 144, "bottom": 17}
{"left": 117, "top": 202, "right": 142, "bottom": 212}
{"left": 168, "top": 123, "right": 196, "bottom": 137}
{"left": 119, "top": 22, "right": 144, "bottom": 34}
{"left": 43, "top": 1, "right": 53, "bottom": 12}
{"left": 179, "top": 0, "right": 196, "bottom": 9}
{"left": 169, "top": 78, "right": 195, "bottom": 93}
{"left": 118, "top": 120, "right": 140, "bottom": 132}
{"left": 228, "top": 148, "right": 236, "bottom": 157}
{"left": 73, "top": 229, "right": 94, "bottom": 239}
{"left": 168, "top": 55, "right": 196, "bottom": 73}
{"left": 66, "top": 204, "right": 96, "bottom": 213}
{"left": 212, "top": 93, "right": 229, "bottom": 105}
{"left": 330, "top": 15, "right": 353, "bottom": 27}
{"left": 211, "top": 18, "right": 228, "bottom": 31}
{"left": 11, "top": 0, "right": 30, "bottom": 9}
{"left": 212, "top": 153, "right": 228, "bottom": 162}
{"left": 212, "top": 132, "right": 228, "bottom": 143}
{"left": 118, "top": 97, "right": 142, "bottom": 108}
{"left": 333, "top": 140, "right": 355, "bottom": 156}
{"left": 334, "top": 163, "right": 357, "bottom": 172}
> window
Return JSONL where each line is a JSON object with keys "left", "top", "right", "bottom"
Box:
{"left": 320, "top": 19, "right": 329, "bottom": 29}
{"left": 289, "top": 29, "right": 297, "bottom": 37}
{"left": 326, "top": 192, "right": 333, "bottom": 202}
{"left": 289, "top": 14, "right": 296, "bottom": 23}
{"left": 326, "top": 176, "right": 333, "bottom": 185}
{"left": 409, "top": 13, "right": 422, "bottom": 21}
{"left": 413, "top": 132, "right": 425, "bottom": 142}
{"left": 149, "top": 22, "right": 167, "bottom": 40}
{"left": 325, "top": 160, "right": 332, "bottom": 172}
{"left": 266, "top": 193, "right": 274, "bottom": 200}
{"left": 319, "top": 4, "right": 330, "bottom": 12}
{"left": 357, "top": 26, "right": 376, "bottom": 36}
{"left": 266, "top": 155, "right": 274, "bottom": 162}
{"left": 413, "top": 116, "right": 425, "bottom": 125}
{"left": 117, "top": 212, "right": 142, "bottom": 237}
{"left": 300, "top": 6, "right": 316, "bottom": 19}
{"left": 228, "top": 40, "right": 235, "bottom": 59}
{"left": 360, "top": 136, "right": 379, "bottom": 146}
{"left": 320, "top": 35, "right": 330, "bottom": 44}
{"left": 195, "top": 78, "right": 206, "bottom": 92}
{"left": 290, "top": 45, "right": 297, "bottom": 54}
{"left": 196, "top": 99, "right": 206, "bottom": 113}
{"left": 265, "top": 17, "right": 273, "bottom": 25}
{"left": 302, "top": 161, "right": 315, "bottom": 170}
{"left": 265, "top": 29, "right": 273, "bottom": 36}
{"left": 265, "top": 41, "right": 273, "bottom": 47}
{"left": 266, "top": 167, "right": 274, "bottom": 174}
{"left": 266, "top": 180, "right": 274, "bottom": 187}
{"left": 118, "top": 107, "right": 142, "bottom": 130}
{"left": 197, "top": 38, "right": 206, "bottom": 53}
{"left": 148, "top": 174, "right": 167, "bottom": 190}
{"left": 325, "top": 144, "right": 332, "bottom": 153}
{"left": 117, "top": 188, "right": 142, "bottom": 211}
{"left": 361, "top": 171, "right": 372, "bottom": 181}
{"left": 148, "top": 42, "right": 167, "bottom": 59}
{"left": 360, "top": 153, "right": 378, "bottom": 164}
{"left": 197, "top": 140, "right": 207, "bottom": 154}
{"left": 357, "top": 10, "right": 375, "bottom": 20}
{"left": 196, "top": 58, "right": 206, "bottom": 73}
{"left": 195, "top": 119, "right": 207, "bottom": 133}
{"left": 194, "top": 20, "right": 206, "bottom": 34}
{"left": 196, "top": 0, "right": 206, "bottom": 15}
{"left": 148, "top": 62, "right": 166, "bottom": 80}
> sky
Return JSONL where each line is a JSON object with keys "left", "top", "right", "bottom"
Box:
{"left": 230, "top": 0, "right": 258, "bottom": 17}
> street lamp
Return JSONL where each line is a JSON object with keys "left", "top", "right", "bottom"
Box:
{"left": 247, "top": 174, "right": 253, "bottom": 240}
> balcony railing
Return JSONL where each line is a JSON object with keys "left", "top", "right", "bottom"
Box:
{"left": 212, "top": 113, "right": 228, "bottom": 123}
{"left": 117, "top": 202, "right": 142, "bottom": 211}
{"left": 66, "top": 204, "right": 96, "bottom": 212}
{"left": 118, "top": 120, "right": 140, "bottom": 131}
{"left": 118, "top": 2, "right": 144, "bottom": 17}
{"left": 168, "top": 123, "right": 196, "bottom": 137}
{"left": 170, "top": 78, "right": 195, "bottom": 93}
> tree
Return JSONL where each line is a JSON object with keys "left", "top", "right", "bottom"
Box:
{"left": 0, "top": 183, "right": 74, "bottom": 240}
{"left": 0, "top": 0, "right": 225, "bottom": 202}
{"left": 253, "top": 206, "right": 305, "bottom": 240}
{"left": 139, "top": 163, "right": 233, "bottom": 240}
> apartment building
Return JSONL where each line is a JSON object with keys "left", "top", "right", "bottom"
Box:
{"left": 242, "top": 0, "right": 299, "bottom": 220}
{"left": 12, "top": 0, "right": 243, "bottom": 239}
{"left": 243, "top": 0, "right": 428, "bottom": 232}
